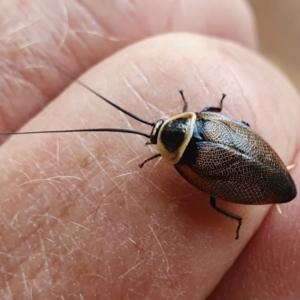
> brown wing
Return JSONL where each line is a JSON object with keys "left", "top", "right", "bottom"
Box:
{"left": 197, "top": 111, "right": 288, "bottom": 172}
{"left": 175, "top": 113, "right": 296, "bottom": 204}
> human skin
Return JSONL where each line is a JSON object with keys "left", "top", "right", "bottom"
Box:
{"left": 1, "top": 1, "right": 300, "bottom": 299}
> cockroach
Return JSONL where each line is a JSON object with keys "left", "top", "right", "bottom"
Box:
{"left": 0, "top": 74, "right": 297, "bottom": 239}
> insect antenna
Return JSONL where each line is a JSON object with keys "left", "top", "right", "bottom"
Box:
{"left": 0, "top": 67, "right": 154, "bottom": 139}
{"left": 55, "top": 66, "right": 155, "bottom": 127}
{"left": 0, "top": 128, "right": 151, "bottom": 139}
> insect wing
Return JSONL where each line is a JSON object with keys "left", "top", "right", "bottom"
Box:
{"left": 198, "top": 111, "right": 287, "bottom": 170}
{"left": 175, "top": 112, "right": 296, "bottom": 204}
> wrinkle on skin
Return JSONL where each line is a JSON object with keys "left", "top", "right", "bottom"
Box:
{"left": 1, "top": 34, "right": 299, "bottom": 299}
{"left": 1, "top": 2, "right": 299, "bottom": 299}
{"left": 0, "top": 0, "right": 256, "bottom": 139}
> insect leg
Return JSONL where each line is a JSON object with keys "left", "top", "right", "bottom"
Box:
{"left": 210, "top": 197, "right": 242, "bottom": 239}
{"left": 274, "top": 204, "right": 282, "bottom": 216}
{"left": 287, "top": 164, "right": 296, "bottom": 171}
{"left": 139, "top": 153, "right": 161, "bottom": 168}
{"left": 179, "top": 90, "right": 188, "bottom": 112}
{"left": 203, "top": 93, "right": 226, "bottom": 113}
{"left": 241, "top": 121, "right": 250, "bottom": 127}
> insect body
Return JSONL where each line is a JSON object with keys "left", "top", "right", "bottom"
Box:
{"left": 1, "top": 76, "right": 297, "bottom": 239}
{"left": 141, "top": 92, "right": 297, "bottom": 239}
